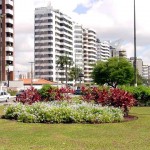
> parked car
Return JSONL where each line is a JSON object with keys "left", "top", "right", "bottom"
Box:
{"left": 16, "top": 90, "right": 25, "bottom": 97}
{"left": 74, "top": 89, "right": 82, "bottom": 95}
{"left": 0, "top": 91, "right": 11, "bottom": 102}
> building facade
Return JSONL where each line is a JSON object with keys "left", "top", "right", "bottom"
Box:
{"left": 97, "top": 40, "right": 111, "bottom": 61}
{"left": 34, "top": 6, "right": 73, "bottom": 82}
{"left": 73, "top": 23, "right": 84, "bottom": 72}
{"left": 142, "top": 65, "right": 150, "bottom": 79}
{"left": 83, "top": 28, "right": 97, "bottom": 83}
{"left": 34, "top": 6, "right": 97, "bottom": 84}
{"left": 130, "top": 57, "right": 143, "bottom": 76}
{"left": 0, "top": 0, "right": 14, "bottom": 81}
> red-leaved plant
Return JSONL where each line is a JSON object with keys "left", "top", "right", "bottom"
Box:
{"left": 44, "top": 87, "right": 74, "bottom": 101}
{"left": 16, "top": 86, "right": 74, "bottom": 104}
{"left": 81, "top": 87, "right": 136, "bottom": 116}
{"left": 16, "top": 87, "right": 41, "bottom": 104}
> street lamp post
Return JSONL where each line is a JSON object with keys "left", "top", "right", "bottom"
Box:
{"left": 29, "top": 62, "right": 34, "bottom": 87}
{"left": 134, "top": 0, "right": 137, "bottom": 86}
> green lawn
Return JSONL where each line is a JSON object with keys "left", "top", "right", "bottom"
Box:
{"left": 0, "top": 106, "right": 150, "bottom": 150}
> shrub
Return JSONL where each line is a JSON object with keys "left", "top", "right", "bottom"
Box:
{"left": 16, "top": 86, "right": 74, "bottom": 104}
{"left": 16, "top": 87, "right": 41, "bottom": 104}
{"left": 120, "top": 86, "right": 150, "bottom": 106}
{"left": 3, "top": 101, "right": 124, "bottom": 123}
{"left": 38, "top": 84, "right": 55, "bottom": 101}
{"left": 39, "top": 86, "right": 73, "bottom": 101}
{"left": 7, "top": 89, "right": 17, "bottom": 96}
{"left": 81, "top": 87, "right": 136, "bottom": 116}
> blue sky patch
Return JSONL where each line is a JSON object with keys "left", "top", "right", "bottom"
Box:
{"left": 74, "top": 4, "right": 89, "bottom": 14}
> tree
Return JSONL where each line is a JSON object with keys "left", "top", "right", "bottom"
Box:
{"left": 69, "top": 66, "right": 82, "bottom": 85}
{"left": 92, "top": 57, "right": 134, "bottom": 88}
{"left": 56, "top": 55, "right": 73, "bottom": 86}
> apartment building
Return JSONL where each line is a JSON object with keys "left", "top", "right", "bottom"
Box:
{"left": 34, "top": 6, "right": 73, "bottom": 82}
{"left": 130, "top": 57, "right": 143, "bottom": 76}
{"left": 74, "top": 24, "right": 84, "bottom": 71}
{"left": 0, "top": 0, "right": 14, "bottom": 81}
{"left": 83, "top": 28, "right": 97, "bottom": 83}
{"left": 97, "top": 40, "right": 111, "bottom": 61}
{"left": 34, "top": 6, "right": 97, "bottom": 84}
{"left": 110, "top": 45, "right": 127, "bottom": 58}
{"left": 142, "top": 65, "right": 150, "bottom": 79}
{"left": 74, "top": 23, "right": 97, "bottom": 83}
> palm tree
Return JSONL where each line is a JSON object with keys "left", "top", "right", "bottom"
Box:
{"left": 69, "top": 66, "right": 82, "bottom": 86}
{"left": 56, "top": 55, "right": 73, "bottom": 87}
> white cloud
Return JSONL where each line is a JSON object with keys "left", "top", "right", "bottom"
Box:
{"left": 14, "top": 0, "right": 150, "bottom": 78}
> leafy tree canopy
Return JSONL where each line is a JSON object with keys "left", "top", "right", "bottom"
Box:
{"left": 92, "top": 57, "right": 134, "bottom": 88}
{"left": 69, "top": 66, "right": 82, "bottom": 81}
{"left": 56, "top": 55, "right": 73, "bottom": 86}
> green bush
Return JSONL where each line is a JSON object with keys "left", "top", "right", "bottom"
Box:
{"left": 3, "top": 101, "right": 124, "bottom": 123}
{"left": 38, "top": 84, "right": 55, "bottom": 101}
{"left": 120, "top": 86, "right": 150, "bottom": 106}
{"left": 7, "top": 89, "right": 17, "bottom": 96}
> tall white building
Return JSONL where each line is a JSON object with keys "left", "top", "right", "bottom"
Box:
{"left": 83, "top": 28, "right": 97, "bottom": 83}
{"left": 0, "top": 0, "right": 14, "bottom": 81}
{"left": 73, "top": 24, "right": 84, "bottom": 71}
{"left": 142, "top": 65, "right": 150, "bottom": 79}
{"left": 130, "top": 57, "right": 143, "bottom": 76}
{"left": 34, "top": 6, "right": 97, "bottom": 84}
{"left": 97, "top": 40, "right": 111, "bottom": 61}
{"left": 34, "top": 6, "right": 73, "bottom": 82}
{"left": 73, "top": 23, "right": 97, "bottom": 83}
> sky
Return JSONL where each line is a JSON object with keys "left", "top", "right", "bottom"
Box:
{"left": 14, "top": 0, "right": 150, "bottom": 78}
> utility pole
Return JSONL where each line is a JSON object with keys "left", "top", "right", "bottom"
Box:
{"left": 29, "top": 62, "right": 34, "bottom": 87}
{"left": 134, "top": 0, "right": 137, "bottom": 87}
{"left": 0, "top": 14, "right": 5, "bottom": 90}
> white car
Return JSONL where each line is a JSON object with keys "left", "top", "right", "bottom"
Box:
{"left": 0, "top": 91, "right": 11, "bottom": 102}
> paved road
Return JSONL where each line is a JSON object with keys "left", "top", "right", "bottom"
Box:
{"left": 0, "top": 96, "right": 16, "bottom": 105}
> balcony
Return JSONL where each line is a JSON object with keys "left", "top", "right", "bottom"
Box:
{"left": 6, "top": 56, "right": 13, "bottom": 61}
{"left": 6, "top": 27, "right": 13, "bottom": 33}
{"left": 6, "top": 0, "right": 13, "bottom": 6}
{"left": 35, "top": 57, "right": 53, "bottom": 61}
{"left": 6, "top": 18, "right": 13, "bottom": 24}
{"left": 34, "top": 28, "right": 53, "bottom": 32}
{"left": 6, "top": 46, "right": 13, "bottom": 52}
{"left": 6, "top": 9, "right": 13, "bottom": 15}
{"left": 35, "top": 51, "right": 53, "bottom": 55}
{"left": 6, "top": 37, "right": 14, "bottom": 43}
{"left": 39, "top": 74, "right": 53, "bottom": 78}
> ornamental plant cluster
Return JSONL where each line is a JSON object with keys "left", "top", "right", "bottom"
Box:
{"left": 81, "top": 87, "right": 136, "bottom": 116}
{"left": 16, "top": 85, "right": 74, "bottom": 104}
{"left": 16, "top": 87, "right": 41, "bottom": 105}
{"left": 3, "top": 101, "right": 124, "bottom": 123}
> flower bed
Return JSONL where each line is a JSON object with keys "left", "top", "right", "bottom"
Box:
{"left": 3, "top": 101, "right": 124, "bottom": 123}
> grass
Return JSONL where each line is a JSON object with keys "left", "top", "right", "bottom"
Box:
{"left": 0, "top": 105, "right": 150, "bottom": 150}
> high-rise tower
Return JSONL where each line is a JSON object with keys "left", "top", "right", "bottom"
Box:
{"left": 34, "top": 7, "right": 73, "bottom": 82}
{"left": 0, "top": 0, "right": 14, "bottom": 81}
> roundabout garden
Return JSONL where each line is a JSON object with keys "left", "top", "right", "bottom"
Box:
{"left": 2, "top": 85, "right": 138, "bottom": 124}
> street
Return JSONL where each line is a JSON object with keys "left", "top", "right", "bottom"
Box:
{"left": 0, "top": 96, "right": 16, "bottom": 105}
